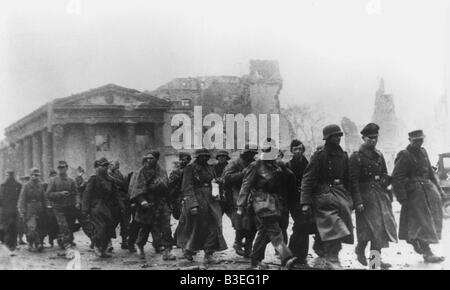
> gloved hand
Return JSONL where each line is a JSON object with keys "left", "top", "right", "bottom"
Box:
{"left": 190, "top": 206, "right": 199, "bottom": 215}
{"left": 356, "top": 204, "right": 365, "bottom": 213}
{"left": 301, "top": 205, "right": 311, "bottom": 216}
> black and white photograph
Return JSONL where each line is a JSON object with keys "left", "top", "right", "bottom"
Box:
{"left": 0, "top": 0, "right": 449, "bottom": 274}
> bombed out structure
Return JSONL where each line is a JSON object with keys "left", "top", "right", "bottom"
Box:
{"left": 0, "top": 60, "right": 293, "bottom": 180}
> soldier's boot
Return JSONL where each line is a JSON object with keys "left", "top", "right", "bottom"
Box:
{"left": 120, "top": 237, "right": 128, "bottom": 250}
{"left": 284, "top": 257, "right": 299, "bottom": 270}
{"left": 355, "top": 242, "right": 368, "bottom": 266}
{"left": 233, "top": 241, "right": 245, "bottom": 257}
{"left": 249, "top": 260, "right": 269, "bottom": 270}
{"left": 243, "top": 240, "right": 252, "bottom": 259}
{"left": 380, "top": 261, "right": 392, "bottom": 269}
{"left": 128, "top": 243, "right": 137, "bottom": 253}
{"left": 107, "top": 240, "right": 114, "bottom": 253}
{"left": 162, "top": 248, "right": 176, "bottom": 261}
{"left": 36, "top": 243, "right": 44, "bottom": 253}
{"left": 89, "top": 241, "right": 95, "bottom": 249}
{"left": 313, "top": 237, "right": 325, "bottom": 258}
{"left": 182, "top": 250, "right": 194, "bottom": 262}
{"left": 18, "top": 237, "right": 26, "bottom": 245}
{"left": 137, "top": 245, "right": 146, "bottom": 259}
{"left": 27, "top": 244, "right": 35, "bottom": 252}
{"left": 423, "top": 245, "right": 445, "bottom": 263}
{"left": 204, "top": 251, "right": 219, "bottom": 265}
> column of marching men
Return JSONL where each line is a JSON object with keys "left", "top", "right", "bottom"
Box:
{"left": 0, "top": 122, "right": 446, "bottom": 269}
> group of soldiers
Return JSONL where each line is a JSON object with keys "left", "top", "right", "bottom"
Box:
{"left": 0, "top": 122, "right": 446, "bottom": 269}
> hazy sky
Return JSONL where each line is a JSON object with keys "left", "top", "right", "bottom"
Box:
{"left": 0, "top": 0, "right": 449, "bottom": 138}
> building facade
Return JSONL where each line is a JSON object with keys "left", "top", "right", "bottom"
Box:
{"left": 0, "top": 84, "right": 190, "bottom": 179}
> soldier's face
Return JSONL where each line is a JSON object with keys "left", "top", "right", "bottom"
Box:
{"left": 58, "top": 166, "right": 68, "bottom": 175}
{"left": 292, "top": 145, "right": 304, "bottom": 158}
{"left": 180, "top": 156, "right": 190, "bottom": 167}
{"left": 410, "top": 138, "right": 424, "bottom": 148}
{"left": 31, "top": 174, "right": 40, "bottom": 181}
{"left": 144, "top": 156, "right": 157, "bottom": 167}
{"left": 328, "top": 135, "right": 341, "bottom": 146}
{"left": 363, "top": 135, "right": 378, "bottom": 148}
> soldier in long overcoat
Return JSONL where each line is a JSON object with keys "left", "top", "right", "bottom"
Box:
{"left": 237, "top": 142, "right": 298, "bottom": 269}
{"left": 301, "top": 125, "right": 354, "bottom": 269}
{"left": 177, "top": 148, "right": 227, "bottom": 264}
{"left": 128, "top": 151, "right": 175, "bottom": 260}
{"left": 17, "top": 168, "right": 46, "bottom": 252}
{"left": 392, "top": 130, "right": 445, "bottom": 263}
{"left": 222, "top": 145, "right": 258, "bottom": 258}
{"left": 0, "top": 170, "right": 22, "bottom": 251}
{"left": 82, "top": 158, "right": 122, "bottom": 258}
{"left": 349, "top": 123, "right": 398, "bottom": 268}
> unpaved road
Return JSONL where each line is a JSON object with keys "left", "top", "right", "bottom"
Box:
{"left": 0, "top": 203, "right": 448, "bottom": 270}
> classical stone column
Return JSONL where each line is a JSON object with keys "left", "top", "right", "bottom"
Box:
{"left": 84, "top": 124, "right": 96, "bottom": 176}
{"left": 125, "top": 123, "right": 137, "bottom": 171}
{"left": 16, "top": 140, "right": 24, "bottom": 177}
{"left": 32, "top": 132, "right": 42, "bottom": 170}
{"left": 52, "top": 124, "right": 65, "bottom": 169}
{"left": 23, "top": 136, "right": 32, "bottom": 173}
{"left": 41, "top": 129, "right": 53, "bottom": 178}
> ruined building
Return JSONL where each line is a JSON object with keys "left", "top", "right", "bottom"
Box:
{"left": 0, "top": 60, "right": 293, "bottom": 179}
{"left": 372, "top": 78, "right": 405, "bottom": 169}
{"left": 341, "top": 117, "right": 360, "bottom": 153}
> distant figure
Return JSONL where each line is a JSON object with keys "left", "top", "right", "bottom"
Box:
{"left": 17, "top": 168, "right": 46, "bottom": 252}
{"left": 0, "top": 170, "right": 22, "bottom": 251}
{"left": 392, "top": 130, "right": 446, "bottom": 263}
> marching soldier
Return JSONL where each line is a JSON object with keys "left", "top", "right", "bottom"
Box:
{"left": 392, "top": 130, "right": 445, "bottom": 263}
{"left": 128, "top": 151, "right": 175, "bottom": 260}
{"left": 82, "top": 158, "right": 123, "bottom": 258}
{"left": 285, "top": 140, "right": 314, "bottom": 265}
{"left": 0, "top": 170, "right": 22, "bottom": 251}
{"left": 177, "top": 148, "right": 227, "bottom": 264}
{"left": 301, "top": 124, "right": 354, "bottom": 269}
{"left": 237, "top": 141, "right": 298, "bottom": 269}
{"left": 222, "top": 144, "right": 258, "bottom": 258}
{"left": 43, "top": 170, "right": 58, "bottom": 247}
{"left": 168, "top": 152, "right": 191, "bottom": 245}
{"left": 214, "top": 150, "right": 231, "bottom": 217}
{"left": 17, "top": 168, "right": 46, "bottom": 252}
{"left": 349, "top": 123, "right": 398, "bottom": 269}
{"left": 45, "top": 161, "right": 80, "bottom": 253}
{"left": 109, "top": 161, "right": 130, "bottom": 250}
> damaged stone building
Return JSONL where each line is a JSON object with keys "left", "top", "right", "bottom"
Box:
{"left": 0, "top": 60, "right": 293, "bottom": 179}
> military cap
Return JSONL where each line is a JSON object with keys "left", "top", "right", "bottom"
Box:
{"left": 143, "top": 150, "right": 160, "bottom": 160}
{"left": 5, "top": 169, "right": 14, "bottom": 174}
{"left": 216, "top": 149, "right": 230, "bottom": 160}
{"left": 178, "top": 151, "right": 191, "bottom": 160}
{"left": 322, "top": 124, "right": 343, "bottom": 140}
{"left": 195, "top": 148, "right": 211, "bottom": 158}
{"left": 57, "top": 160, "right": 68, "bottom": 168}
{"left": 30, "top": 167, "right": 41, "bottom": 176}
{"left": 243, "top": 144, "right": 259, "bottom": 154}
{"left": 360, "top": 123, "right": 380, "bottom": 137}
{"left": 94, "top": 157, "right": 110, "bottom": 168}
{"left": 408, "top": 130, "right": 425, "bottom": 140}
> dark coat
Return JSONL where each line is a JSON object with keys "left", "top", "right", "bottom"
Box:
{"left": 0, "top": 179, "right": 22, "bottom": 228}
{"left": 300, "top": 143, "right": 354, "bottom": 243}
{"left": 45, "top": 175, "right": 79, "bottom": 208}
{"left": 81, "top": 175, "right": 119, "bottom": 244}
{"left": 128, "top": 164, "right": 169, "bottom": 225}
{"left": 238, "top": 159, "right": 292, "bottom": 219}
{"left": 168, "top": 165, "right": 185, "bottom": 220}
{"left": 177, "top": 161, "right": 227, "bottom": 252}
{"left": 349, "top": 146, "right": 398, "bottom": 248}
{"left": 392, "top": 145, "right": 444, "bottom": 244}
{"left": 222, "top": 157, "right": 255, "bottom": 231}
